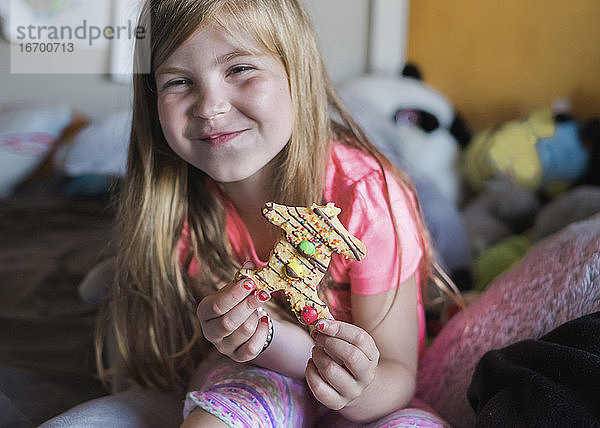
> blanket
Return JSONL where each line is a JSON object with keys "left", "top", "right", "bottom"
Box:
{"left": 417, "top": 213, "right": 600, "bottom": 427}
{"left": 0, "top": 196, "right": 114, "bottom": 427}
{"left": 468, "top": 311, "right": 600, "bottom": 426}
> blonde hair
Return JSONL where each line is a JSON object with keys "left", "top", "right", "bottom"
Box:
{"left": 96, "top": 0, "right": 434, "bottom": 391}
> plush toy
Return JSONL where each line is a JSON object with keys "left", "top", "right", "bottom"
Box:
{"left": 472, "top": 234, "right": 531, "bottom": 292}
{"left": 340, "top": 63, "right": 471, "bottom": 205}
{"left": 417, "top": 212, "right": 600, "bottom": 427}
{"left": 463, "top": 105, "right": 599, "bottom": 194}
{"left": 462, "top": 178, "right": 540, "bottom": 256}
{"left": 338, "top": 64, "right": 473, "bottom": 288}
{"left": 463, "top": 181, "right": 600, "bottom": 294}
{"left": 530, "top": 185, "right": 600, "bottom": 241}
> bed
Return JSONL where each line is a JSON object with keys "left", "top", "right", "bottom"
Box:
{"left": 1, "top": 95, "right": 599, "bottom": 427}
{"left": 0, "top": 194, "right": 113, "bottom": 427}
{"left": 0, "top": 103, "right": 119, "bottom": 427}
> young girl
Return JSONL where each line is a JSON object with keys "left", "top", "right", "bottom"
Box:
{"left": 95, "top": 0, "right": 449, "bottom": 426}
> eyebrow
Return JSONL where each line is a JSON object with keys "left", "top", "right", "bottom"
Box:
{"left": 155, "top": 66, "right": 187, "bottom": 77}
{"left": 155, "top": 50, "right": 257, "bottom": 76}
{"left": 216, "top": 50, "right": 255, "bottom": 64}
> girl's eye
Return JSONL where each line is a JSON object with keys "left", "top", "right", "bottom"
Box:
{"left": 163, "top": 78, "right": 192, "bottom": 89}
{"left": 227, "top": 65, "right": 254, "bottom": 76}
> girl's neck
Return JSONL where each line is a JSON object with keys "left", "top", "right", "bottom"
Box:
{"left": 218, "top": 166, "right": 274, "bottom": 218}
{"left": 217, "top": 148, "right": 285, "bottom": 212}
{"left": 218, "top": 164, "right": 280, "bottom": 261}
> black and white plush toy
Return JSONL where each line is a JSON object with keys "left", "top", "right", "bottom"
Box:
{"left": 340, "top": 63, "right": 471, "bottom": 205}
{"left": 338, "top": 64, "right": 473, "bottom": 288}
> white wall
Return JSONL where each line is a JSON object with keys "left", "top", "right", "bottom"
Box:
{"left": 0, "top": 40, "right": 134, "bottom": 118}
{"left": 303, "top": 0, "right": 370, "bottom": 84}
{"left": 0, "top": 0, "right": 370, "bottom": 120}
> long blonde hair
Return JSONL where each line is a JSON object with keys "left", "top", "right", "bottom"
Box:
{"left": 96, "top": 0, "right": 434, "bottom": 391}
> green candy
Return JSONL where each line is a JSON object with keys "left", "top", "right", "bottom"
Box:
{"left": 298, "top": 240, "right": 316, "bottom": 256}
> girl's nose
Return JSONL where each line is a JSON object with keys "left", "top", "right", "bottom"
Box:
{"left": 191, "top": 86, "right": 231, "bottom": 120}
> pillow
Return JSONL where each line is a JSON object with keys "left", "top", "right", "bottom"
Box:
{"left": 0, "top": 103, "right": 73, "bottom": 197}
{"left": 22, "top": 115, "right": 89, "bottom": 184}
{"left": 54, "top": 110, "right": 131, "bottom": 177}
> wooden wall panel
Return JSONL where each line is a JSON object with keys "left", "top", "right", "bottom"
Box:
{"left": 408, "top": 1, "right": 600, "bottom": 131}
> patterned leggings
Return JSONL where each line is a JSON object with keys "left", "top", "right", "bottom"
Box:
{"left": 183, "top": 353, "right": 449, "bottom": 428}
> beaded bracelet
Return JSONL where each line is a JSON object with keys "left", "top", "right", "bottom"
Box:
{"left": 256, "top": 307, "right": 273, "bottom": 353}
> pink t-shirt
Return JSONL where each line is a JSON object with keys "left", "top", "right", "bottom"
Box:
{"left": 186, "top": 143, "right": 426, "bottom": 350}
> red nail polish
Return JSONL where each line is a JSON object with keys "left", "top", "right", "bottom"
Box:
{"left": 243, "top": 280, "right": 255, "bottom": 291}
{"left": 317, "top": 321, "right": 325, "bottom": 331}
{"left": 260, "top": 315, "right": 269, "bottom": 323}
{"left": 257, "top": 290, "right": 270, "bottom": 302}
{"left": 310, "top": 329, "right": 318, "bottom": 339}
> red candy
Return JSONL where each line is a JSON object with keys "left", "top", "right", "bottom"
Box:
{"left": 300, "top": 305, "right": 318, "bottom": 324}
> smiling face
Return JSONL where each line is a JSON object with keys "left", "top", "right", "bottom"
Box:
{"left": 155, "top": 22, "right": 294, "bottom": 184}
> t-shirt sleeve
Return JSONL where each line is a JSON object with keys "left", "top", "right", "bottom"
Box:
{"left": 330, "top": 170, "right": 423, "bottom": 295}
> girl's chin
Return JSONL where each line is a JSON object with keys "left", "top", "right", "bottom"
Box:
{"left": 199, "top": 148, "right": 284, "bottom": 185}
{"left": 205, "top": 165, "right": 266, "bottom": 185}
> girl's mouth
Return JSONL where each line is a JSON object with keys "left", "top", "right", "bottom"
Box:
{"left": 201, "top": 130, "right": 246, "bottom": 146}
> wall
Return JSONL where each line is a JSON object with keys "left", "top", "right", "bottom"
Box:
{"left": 0, "top": 0, "right": 370, "bottom": 120}
{"left": 408, "top": 0, "right": 600, "bottom": 131}
{"left": 0, "top": 40, "right": 134, "bottom": 118}
{"left": 304, "top": 0, "right": 370, "bottom": 83}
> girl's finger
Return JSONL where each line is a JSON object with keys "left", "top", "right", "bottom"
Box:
{"left": 197, "top": 277, "right": 256, "bottom": 321}
{"left": 241, "top": 260, "right": 256, "bottom": 270}
{"left": 314, "top": 320, "right": 379, "bottom": 362}
{"left": 305, "top": 358, "right": 345, "bottom": 410}
{"left": 230, "top": 313, "right": 271, "bottom": 362}
{"left": 218, "top": 308, "right": 260, "bottom": 349}
{"left": 202, "top": 290, "right": 267, "bottom": 340}
{"left": 311, "top": 333, "right": 371, "bottom": 380}
{"left": 310, "top": 346, "right": 357, "bottom": 396}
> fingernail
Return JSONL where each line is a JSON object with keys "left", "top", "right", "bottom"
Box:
{"left": 256, "top": 290, "right": 270, "bottom": 302}
{"left": 260, "top": 315, "right": 269, "bottom": 324}
{"left": 310, "top": 329, "right": 318, "bottom": 340}
{"left": 316, "top": 320, "right": 326, "bottom": 331}
{"left": 242, "top": 279, "right": 255, "bottom": 291}
{"left": 242, "top": 260, "right": 254, "bottom": 269}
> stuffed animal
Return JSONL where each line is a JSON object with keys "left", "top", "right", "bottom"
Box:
{"left": 463, "top": 105, "right": 599, "bottom": 194}
{"left": 340, "top": 63, "right": 471, "bottom": 206}
{"left": 338, "top": 64, "right": 473, "bottom": 288}
{"left": 417, "top": 212, "right": 600, "bottom": 427}
{"left": 462, "top": 178, "right": 540, "bottom": 256}
{"left": 530, "top": 185, "right": 600, "bottom": 241}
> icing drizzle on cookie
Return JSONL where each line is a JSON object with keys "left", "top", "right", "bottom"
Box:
{"left": 237, "top": 201, "right": 366, "bottom": 325}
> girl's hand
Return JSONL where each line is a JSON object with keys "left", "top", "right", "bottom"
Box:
{"left": 305, "top": 320, "right": 380, "bottom": 410}
{"left": 196, "top": 265, "right": 271, "bottom": 362}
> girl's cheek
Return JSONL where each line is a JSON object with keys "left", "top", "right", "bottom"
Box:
{"left": 156, "top": 101, "right": 171, "bottom": 131}
{"left": 243, "top": 76, "right": 289, "bottom": 105}
{"left": 240, "top": 78, "right": 269, "bottom": 101}
{"left": 157, "top": 97, "right": 185, "bottom": 126}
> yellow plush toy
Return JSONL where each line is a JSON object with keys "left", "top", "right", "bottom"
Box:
{"left": 463, "top": 108, "right": 589, "bottom": 192}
